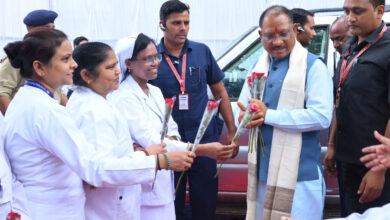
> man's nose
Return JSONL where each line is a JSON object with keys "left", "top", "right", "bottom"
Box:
{"left": 273, "top": 35, "right": 283, "bottom": 45}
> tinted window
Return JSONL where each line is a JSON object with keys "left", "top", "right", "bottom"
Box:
{"left": 222, "top": 40, "right": 264, "bottom": 101}
{"left": 307, "top": 25, "right": 328, "bottom": 61}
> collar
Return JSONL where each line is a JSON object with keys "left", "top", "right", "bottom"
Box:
{"left": 126, "top": 74, "right": 150, "bottom": 100}
{"left": 269, "top": 53, "right": 290, "bottom": 64}
{"left": 158, "top": 38, "right": 193, "bottom": 58}
{"left": 350, "top": 21, "right": 385, "bottom": 46}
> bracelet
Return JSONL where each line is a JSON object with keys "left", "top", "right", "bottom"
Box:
{"left": 162, "top": 152, "right": 170, "bottom": 170}
{"left": 157, "top": 153, "right": 161, "bottom": 170}
{"left": 328, "top": 143, "right": 335, "bottom": 146}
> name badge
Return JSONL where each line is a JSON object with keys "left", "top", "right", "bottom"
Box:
{"left": 178, "top": 93, "right": 189, "bottom": 110}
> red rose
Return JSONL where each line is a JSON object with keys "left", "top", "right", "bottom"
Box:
{"left": 207, "top": 101, "right": 219, "bottom": 110}
{"left": 252, "top": 72, "right": 265, "bottom": 79}
{"left": 166, "top": 98, "right": 175, "bottom": 109}
{"left": 248, "top": 103, "right": 259, "bottom": 112}
{"left": 247, "top": 76, "right": 252, "bottom": 88}
{"left": 7, "top": 212, "right": 21, "bottom": 220}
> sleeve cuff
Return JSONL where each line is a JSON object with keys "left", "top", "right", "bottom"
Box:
{"left": 264, "top": 109, "right": 279, "bottom": 125}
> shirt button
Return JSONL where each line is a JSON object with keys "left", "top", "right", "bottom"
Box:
{"left": 272, "top": 66, "right": 277, "bottom": 71}
{"left": 119, "top": 196, "right": 123, "bottom": 200}
{"left": 268, "top": 84, "right": 273, "bottom": 88}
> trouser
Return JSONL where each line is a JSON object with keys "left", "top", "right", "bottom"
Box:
{"left": 336, "top": 160, "right": 352, "bottom": 216}
{"left": 174, "top": 156, "right": 218, "bottom": 220}
{"left": 341, "top": 162, "right": 390, "bottom": 215}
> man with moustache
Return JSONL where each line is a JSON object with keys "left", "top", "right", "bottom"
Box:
{"left": 150, "top": 1, "right": 238, "bottom": 219}
{"left": 325, "top": 0, "right": 390, "bottom": 214}
{"left": 238, "top": 5, "right": 333, "bottom": 220}
{"left": 330, "top": 16, "right": 351, "bottom": 55}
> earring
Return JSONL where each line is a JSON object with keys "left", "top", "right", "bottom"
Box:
{"left": 87, "top": 80, "right": 91, "bottom": 84}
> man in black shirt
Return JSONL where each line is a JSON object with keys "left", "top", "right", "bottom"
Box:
{"left": 324, "top": 0, "right": 390, "bottom": 214}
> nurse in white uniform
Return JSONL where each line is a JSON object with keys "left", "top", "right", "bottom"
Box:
{"left": 111, "top": 34, "right": 235, "bottom": 219}
{"left": 2, "top": 29, "right": 195, "bottom": 220}
{"left": 69, "top": 42, "right": 195, "bottom": 220}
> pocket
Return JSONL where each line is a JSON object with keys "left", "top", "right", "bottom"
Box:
{"left": 189, "top": 66, "right": 201, "bottom": 88}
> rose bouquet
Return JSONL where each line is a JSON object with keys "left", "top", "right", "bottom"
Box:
{"left": 248, "top": 72, "right": 267, "bottom": 155}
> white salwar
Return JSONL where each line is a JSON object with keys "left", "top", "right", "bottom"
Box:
{"left": 110, "top": 75, "right": 188, "bottom": 220}
{"left": 3, "top": 85, "right": 156, "bottom": 219}
{"left": 67, "top": 86, "right": 153, "bottom": 220}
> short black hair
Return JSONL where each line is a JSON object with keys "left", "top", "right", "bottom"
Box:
{"left": 4, "top": 29, "right": 67, "bottom": 78}
{"left": 369, "top": 0, "right": 385, "bottom": 8}
{"left": 291, "top": 8, "right": 314, "bottom": 27}
{"left": 73, "top": 36, "right": 88, "bottom": 47}
{"left": 72, "top": 42, "right": 112, "bottom": 86}
{"left": 160, "top": 0, "right": 190, "bottom": 24}
{"left": 122, "top": 33, "right": 156, "bottom": 82}
{"left": 259, "top": 5, "right": 293, "bottom": 29}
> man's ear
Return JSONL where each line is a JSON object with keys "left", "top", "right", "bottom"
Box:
{"left": 159, "top": 21, "right": 166, "bottom": 31}
{"left": 376, "top": 5, "right": 385, "bottom": 19}
{"left": 258, "top": 29, "right": 262, "bottom": 41}
{"left": 293, "top": 23, "right": 300, "bottom": 36}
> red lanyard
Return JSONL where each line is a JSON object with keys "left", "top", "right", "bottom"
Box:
{"left": 164, "top": 53, "right": 187, "bottom": 93}
{"left": 338, "top": 25, "right": 387, "bottom": 88}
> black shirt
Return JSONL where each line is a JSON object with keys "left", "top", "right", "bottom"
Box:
{"left": 334, "top": 22, "right": 390, "bottom": 164}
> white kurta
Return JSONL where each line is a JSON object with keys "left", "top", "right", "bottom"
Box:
{"left": 3, "top": 85, "right": 156, "bottom": 220}
{"left": 67, "top": 86, "right": 150, "bottom": 220}
{"left": 110, "top": 75, "right": 187, "bottom": 219}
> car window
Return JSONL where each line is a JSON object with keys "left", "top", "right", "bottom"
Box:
{"left": 222, "top": 40, "right": 264, "bottom": 101}
{"left": 222, "top": 26, "right": 329, "bottom": 101}
{"left": 307, "top": 25, "right": 329, "bottom": 61}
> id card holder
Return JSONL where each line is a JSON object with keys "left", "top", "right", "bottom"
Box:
{"left": 178, "top": 93, "right": 189, "bottom": 110}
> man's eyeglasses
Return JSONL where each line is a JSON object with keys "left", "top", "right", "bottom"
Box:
{"left": 132, "top": 54, "right": 162, "bottom": 64}
{"left": 261, "top": 29, "right": 293, "bottom": 42}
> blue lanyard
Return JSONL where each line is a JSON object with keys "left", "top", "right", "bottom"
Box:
{"left": 25, "top": 80, "right": 54, "bottom": 99}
